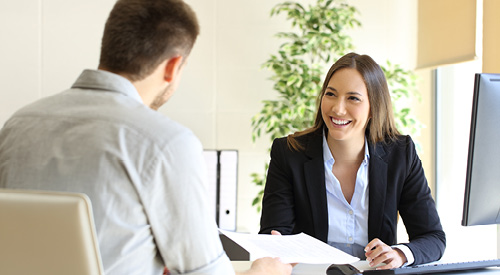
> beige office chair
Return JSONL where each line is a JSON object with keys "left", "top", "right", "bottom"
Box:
{"left": 0, "top": 189, "right": 104, "bottom": 275}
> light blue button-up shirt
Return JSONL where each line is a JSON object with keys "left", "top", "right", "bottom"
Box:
{"left": 0, "top": 70, "right": 234, "bottom": 274}
{"left": 323, "top": 134, "right": 370, "bottom": 258}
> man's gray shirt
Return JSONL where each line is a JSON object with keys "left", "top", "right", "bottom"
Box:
{"left": 0, "top": 69, "right": 234, "bottom": 274}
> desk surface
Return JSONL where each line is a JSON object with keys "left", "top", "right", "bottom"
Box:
{"left": 232, "top": 261, "right": 500, "bottom": 275}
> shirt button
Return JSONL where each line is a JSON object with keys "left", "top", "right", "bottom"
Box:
{"left": 348, "top": 237, "right": 353, "bottom": 242}
{"left": 349, "top": 210, "right": 353, "bottom": 215}
{"left": 346, "top": 244, "right": 351, "bottom": 247}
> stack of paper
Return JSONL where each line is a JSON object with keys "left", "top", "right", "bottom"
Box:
{"left": 219, "top": 229, "right": 359, "bottom": 264}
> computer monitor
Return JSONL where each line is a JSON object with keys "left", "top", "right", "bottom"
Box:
{"left": 462, "top": 73, "right": 500, "bottom": 226}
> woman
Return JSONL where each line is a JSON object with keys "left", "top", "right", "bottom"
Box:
{"left": 259, "top": 53, "right": 445, "bottom": 269}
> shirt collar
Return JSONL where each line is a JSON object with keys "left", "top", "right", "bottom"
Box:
{"left": 71, "top": 69, "right": 144, "bottom": 104}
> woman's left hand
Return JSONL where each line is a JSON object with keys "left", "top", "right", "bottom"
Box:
{"left": 364, "top": 238, "right": 407, "bottom": 270}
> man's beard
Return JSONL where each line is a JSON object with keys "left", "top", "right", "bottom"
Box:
{"left": 150, "top": 85, "right": 171, "bottom": 110}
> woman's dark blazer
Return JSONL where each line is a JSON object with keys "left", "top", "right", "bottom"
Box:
{"left": 259, "top": 129, "right": 446, "bottom": 265}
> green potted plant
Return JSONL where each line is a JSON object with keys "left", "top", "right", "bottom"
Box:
{"left": 251, "top": 0, "right": 421, "bottom": 211}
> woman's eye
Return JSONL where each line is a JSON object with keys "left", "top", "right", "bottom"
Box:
{"left": 349, "top": 96, "right": 361, "bottom": 101}
{"left": 325, "top": 91, "right": 335, "bottom": 97}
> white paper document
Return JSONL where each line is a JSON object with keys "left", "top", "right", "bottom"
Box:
{"left": 219, "top": 229, "right": 360, "bottom": 264}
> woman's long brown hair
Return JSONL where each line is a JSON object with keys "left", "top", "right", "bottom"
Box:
{"left": 287, "top": 52, "right": 400, "bottom": 151}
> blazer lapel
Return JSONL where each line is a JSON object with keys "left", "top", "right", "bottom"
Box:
{"left": 303, "top": 133, "right": 329, "bottom": 242}
{"left": 367, "top": 142, "right": 388, "bottom": 240}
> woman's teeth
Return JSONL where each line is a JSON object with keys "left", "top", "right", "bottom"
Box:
{"left": 332, "top": 118, "right": 350, "bottom": 125}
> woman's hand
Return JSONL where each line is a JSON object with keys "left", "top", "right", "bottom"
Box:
{"left": 364, "top": 238, "right": 407, "bottom": 270}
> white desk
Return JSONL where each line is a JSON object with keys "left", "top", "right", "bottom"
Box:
{"left": 232, "top": 261, "right": 377, "bottom": 275}
{"left": 232, "top": 261, "right": 500, "bottom": 275}
{"left": 232, "top": 261, "right": 330, "bottom": 274}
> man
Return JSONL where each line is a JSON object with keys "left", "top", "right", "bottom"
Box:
{"left": 0, "top": 0, "right": 292, "bottom": 274}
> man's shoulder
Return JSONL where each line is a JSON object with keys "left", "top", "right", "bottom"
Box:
{"left": 5, "top": 89, "right": 198, "bottom": 151}
{"left": 101, "top": 102, "right": 199, "bottom": 151}
{"left": 141, "top": 112, "right": 198, "bottom": 147}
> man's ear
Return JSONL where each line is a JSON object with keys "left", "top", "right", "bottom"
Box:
{"left": 164, "top": 56, "right": 184, "bottom": 83}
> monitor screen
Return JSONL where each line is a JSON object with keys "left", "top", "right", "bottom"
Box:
{"left": 462, "top": 73, "right": 500, "bottom": 226}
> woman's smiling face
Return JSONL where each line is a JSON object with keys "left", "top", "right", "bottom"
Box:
{"left": 321, "top": 68, "right": 371, "bottom": 144}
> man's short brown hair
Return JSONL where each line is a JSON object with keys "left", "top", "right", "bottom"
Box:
{"left": 99, "top": 0, "right": 199, "bottom": 81}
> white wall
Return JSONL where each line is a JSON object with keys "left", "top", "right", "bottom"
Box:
{"left": 0, "top": 0, "right": 420, "bottom": 233}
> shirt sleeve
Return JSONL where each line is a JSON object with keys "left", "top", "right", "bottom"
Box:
{"left": 137, "top": 129, "right": 235, "bottom": 274}
{"left": 392, "top": 244, "right": 415, "bottom": 266}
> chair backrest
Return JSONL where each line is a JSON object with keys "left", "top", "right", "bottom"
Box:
{"left": 0, "top": 189, "right": 104, "bottom": 275}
